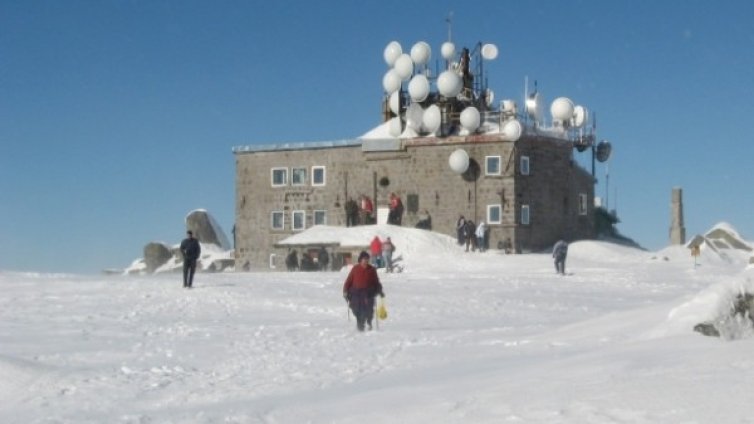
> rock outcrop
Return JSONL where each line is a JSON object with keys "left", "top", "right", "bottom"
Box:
{"left": 143, "top": 242, "right": 173, "bottom": 273}
{"left": 185, "top": 209, "right": 231, "bottom": 250}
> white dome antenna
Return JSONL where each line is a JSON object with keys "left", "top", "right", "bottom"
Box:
{"left": 383, "top": 41, "right": 402, "bottom": 67}
{"left": 481, "top": 43, "right": 498, "bottom": 60}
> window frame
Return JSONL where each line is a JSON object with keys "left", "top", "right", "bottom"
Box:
{"left": 485, "top": 155, "right": 502, "bottom": 176}
{"left": 487, "top": 204, "right": 502, "bottom": 224}
{"left": 521, "top": 204, "right": 530, "bottom": 225}
{"left": 291, "top": 167, "right": 307, "bottom": 186}
{"left": 312, "top": 166, "right": 326, "bottom": 186}
{"left": 313, "top": 209, "right": 327, "bottom": 225}
{"left": 291, "top": 210, "right": 306, "bottom": 231}
{"left": 579, "top": 193, "right": 588, "bottom": 215}
{"left": 520, "top": 155, "right": 530, "bottom": 176}
{"left": 271, "top": 167, "right": 288, "bottom": 187}
{"left": 270, "top": 211, "right": 285, "bottom": 230}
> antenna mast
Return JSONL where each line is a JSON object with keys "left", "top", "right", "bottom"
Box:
{"left": 446, "top": 12, "right": 453, "bottom": 42}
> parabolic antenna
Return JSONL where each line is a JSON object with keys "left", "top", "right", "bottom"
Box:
{"left": 383, "top": 41, "right": 402, "bottom": 67}
{"left": 410, "top": 41, "right": 431, "bottom": 65}
{"left": 388, "top": 116, "right": 403, "bottom": 137}
{"left": 393, "top": 54, "right": 414, "bottom": 81}
{"left": 448, "top": 149, "right": 470, "bottom": 174}
{"left": 573, "top": 105, "right": 588, "bottom": 128}
{"left": 437, "top": 70, "right": 462, "bottom": 97}
{"left": 460, "top": 106, "right": 480, "bottom": 133}
{"left": 481, "top": 43, "right": 498, "bottom": 60}
{"left": 405, "top": 103, "right": 424, "bottom": 132}
{"left": 408, "top": 74, "right": 430, "bottom": 102}
{"left": 526, "top": 92, "right": 543, "bottom": 122}
{"left": 441, "top": 41, "right": 456, "bottom": 60}
{"left": 595, "top": 140, "right": 612, "bottom": 162}
{"left": 389, "top": 91, "right": 400, "bottom": 115}
{"left": 382, "top": 69, "right": 401, "bottom": 94}
{"left": 422, "top": 104, "right": 441, "bottom": 134}
{"left": 550, "top": 97, "right": 575, "bottom": 121}
{"left": 501, "top": 119, "right": 522, "bottom": 141}
{"left": 485, "top": 89, "right": 495, "bottom": 107}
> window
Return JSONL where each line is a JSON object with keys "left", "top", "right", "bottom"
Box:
{"left": 487, "top": 204, "right": 502, "bottom": 224}
{"left": 520, "top": 156, "right": 530, "bottom": 175}
{"left": 271, "top": 211, "right": 284, "bottom": 230}
{"left": 579, "top": 193, "right": 588, "bottom": 215}
{"left": 292, "top": 210, "right": 305, "bottom": 231}
{"left": 271, "top": 167, "right": 288, "bottom": 187}
{"left": 314, "top": 210, "right": 327, "bottom": 225}
{"left": 521, "top": 204, "right": 530, "bottom": 225}
{"left": 312, "top": 166, "right": 326, "bottom": 186}
{"left": 485, "top": 156, "right": 501, "bottom": 176}
{"left": 291, "top": 167, "right": 307, "bottom": 186}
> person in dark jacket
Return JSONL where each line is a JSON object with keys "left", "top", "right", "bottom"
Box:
{"left": 318, "top": 246, "right": 330, "bottom": 271}
{"left": 344, "top": 196, "right": 359, "bottom": 227}
{"left": 285, "top": 249, "right": 299, "bottom": 271}
{"left": 343, "top": 251, "right": 385, "bottom": 331}
{"left": 180, "top": 230, "right": 201, "bottom": 288}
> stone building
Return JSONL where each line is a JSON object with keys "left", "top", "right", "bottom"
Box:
{"left": 233, "top": 130, "right": 595, "bottom": 270}
{"left": 232, "top": 37, "right": 604, "bottom": 270}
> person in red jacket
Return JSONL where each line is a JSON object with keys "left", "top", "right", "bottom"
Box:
{"left": 369, "top": 235, "right": 383, "bottom": 268}
{"left": 343, "top": 251, "right": 385, "bottom": 331}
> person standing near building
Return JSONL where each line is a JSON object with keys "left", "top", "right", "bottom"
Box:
{"left": 456, "top": 215, "right": 466, "bottom": 245}
{"left": 553, "top": 239, "right": 569, "bottom": 275}
{"left": 343, "top": 251, "right": 385, "bottom": 331}
{"left": 464, "top": 219, "right": 476, "bottom": 252}
{"left": 345, "top": 196, "right": 359, "bottom": 226}
{"left": 360, "top": 195, "right": 374, "bottom": 225}
{"left": 180, "top": 230, "right": 201, "bottom": 288}
{"left": 381, "top": 236, "right": 395, "bottom": 272}
{"left": 318, "top": 246, "right": 330, "bottom": 271}
{"left": 388, "top": 192, "right": 404, "bottom": 225}
{"left": 475, "top": 221, "right": 487, "bottom": 253}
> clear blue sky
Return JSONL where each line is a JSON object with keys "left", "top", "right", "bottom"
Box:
{"left": 2, "top": 0, "right": 753, "bottom": 274}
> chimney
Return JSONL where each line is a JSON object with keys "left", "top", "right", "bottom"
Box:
{"left": 670, "top": 187, "right": 686, "bottom": 245}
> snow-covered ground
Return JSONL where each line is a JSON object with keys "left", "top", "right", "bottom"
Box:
{"left": 2, "top": 227, "right": 754, "bottom": 423}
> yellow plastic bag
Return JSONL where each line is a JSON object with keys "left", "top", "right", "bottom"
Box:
{"left": 376, "top": 300, "right": 388, "bottom": 320}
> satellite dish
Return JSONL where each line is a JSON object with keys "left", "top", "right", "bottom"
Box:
{"left": 501, "top": 119, "right": 522, "bottom": 141}
{"left": 382, "top": 69, "right": 401, "bottom": 94}
{"left": 388, "top": 116, "right": 402, "bottom": 137}
{"left": 573, "top": 105, "right": 588, "bottom": 128}
{"left": 389, "top": 91, "right": 400, "bottom": 115}
{"left": 393, "top": 54, "right": 414, "bottom": 81}
{"left": 410, "top": 41, "right": 431, "bottom": 65}
{"left": 405, "top": 103, "right": 423, "bottom": 132}
{"left": 383, "top": 41, "right": 402, "bottom": 67}
{"left": 596, "top": 140, "right": 612, "bottom": 162}
{"left": 485, "top": 89, "right": 495, "bottom": 107}
{"left": 448, "top": 149, "right": 470, "bottom": 173}
{"left": 481, "top": 43, "right": 498, "bottom": 60}
{"left": 441, "top": 41, "right": 456, "bottom": 60}
{"left": 408, "top": 74, "right": 430, "bottom": 102}
{"left": 437, "top": 70, "right": 462, "bottom": 97}
{"left": 501, "top": 99, "right": 517, "bottom": 115}
{"left": 460, "top": 106, "right": 480, "bottom": 133}
{"left": 526, "top": 92, "right": 543, "bottom": 122}
{"left": 422, "top": 104, "right": 441, "bottom": 134}
{"left": 550, "top": 97, "right": 575, "bottom": 121}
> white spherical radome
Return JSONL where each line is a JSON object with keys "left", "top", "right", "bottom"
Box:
{"left": 422, "top": 104, "right": 441, "bottom": 134}
{"left": 437, "top": 70, "right": 462, "bottom": 98}
{"left": 448, "top": 149, "right": 470, "bottom": 174}
{"left": 410, "top": 41, "right": 431, "bottom": 65}
{"left": 383, "top": 41, "right": 402, "bottom": 67}
{"left": 393, "top": 54, "right": 414, "bottom": 81}
{"left": 388, "top": 116, "right": 402, "bottom": 137}
{"left": 460, "top": 106, "right": 480, "bottom": 133}
{"left": 550, "top": 97, "right": 575, "bottom": 121}
{"left": 441, "top": 42, "right": 455, "bottom": 60}
{"left": 408, "top": 74, "right": 430, "bottom": 102}
{"left": 389, "top": 91, "right": 400, "bottom": 115}
{"left": 382, "top": 69, "right": 401, "bottom": 94}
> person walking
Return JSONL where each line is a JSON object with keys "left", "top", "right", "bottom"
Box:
{"left": 553, "top": 239, "right": 569, "bottom": 275}
{"left": 381, "top": 237, "right": 395, "bottom": 272}
{"left": 180, "top": 230, "right": 201, "bottom": 288}
{"left": 360, "top": 195, "right": 374, "bottom": 225}
{"left": 285, "top": 249, "right": 299, "bottom": 271}
{"left": 345, "top": 196, "right": 359, "bottom": 227}
{"left": 343, "top": 251, "right": 385, "bottom": 331}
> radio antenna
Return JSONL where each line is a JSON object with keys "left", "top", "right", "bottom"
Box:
{"left": 446, "top": 12, "right": 454, "bottom": 42}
